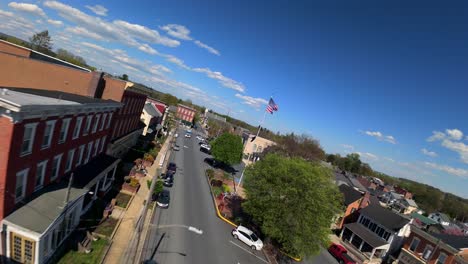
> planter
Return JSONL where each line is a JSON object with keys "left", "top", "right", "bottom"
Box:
{"left": 143, "top": 160, "right": 153, "bottom": 167}
{"left": 122, "top": 182, "right": 140, "bottom": 193}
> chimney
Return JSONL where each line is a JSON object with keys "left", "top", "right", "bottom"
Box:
{"left": 360, "top": 191, "right": 371, "bottom": 209}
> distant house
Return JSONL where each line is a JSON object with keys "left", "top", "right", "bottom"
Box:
{"left": 336, "top": 185, "right": 371, "bottom": 229}
{"left": 242, "top": 135, "right": 276, "bottom": 165}
{"left": 393, "top": 186, "right": 413, "bottom": 200}
{"left": 428, "top": 212, "right": 451, "bottom": 226}
{"left": 340, "top": 205, "right": 411, "bottom": 261}
{"left": 394, "top": 198, "right": 419, "bottom": 215}
{"left": 140, "top": 103, "right": 162, "bottom": 136}
{"left": 409, "top": 212, "right": 438, "bottom": 230}
{"left": 397, "top": 225, "right": 468, "bottom": 264}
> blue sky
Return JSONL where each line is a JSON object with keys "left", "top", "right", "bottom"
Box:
{"left": 1, "top": 0, "right": 467, "bottom": 198}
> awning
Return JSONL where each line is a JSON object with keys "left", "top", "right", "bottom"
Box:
{"left": 344, "top": 223, "right": 389, "bottom": 248}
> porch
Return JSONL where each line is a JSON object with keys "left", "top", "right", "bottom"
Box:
{"left": 340, "top": 223, "right": 389, "bottom": 260}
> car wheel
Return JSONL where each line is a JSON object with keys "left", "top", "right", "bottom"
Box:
{"left": 251, "top": 245, "right": 256, "bottom": 250}
{"left": 233, "top": 234, "right": 238, "bottom": 239}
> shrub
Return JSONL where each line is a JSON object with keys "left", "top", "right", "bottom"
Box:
{"left": 143, "top": 153, "right": 154, "bottom": 162}
{"left": 206, "top": 169, "right": 214, "bottom": 180}
{"left": 154, "top": 180, "right": 164, "bottom": 195}
{"left": 222, "top": 184, "right": 231, "bottom": 193}
{"left": 212, "top": 186, "right": 223, "bottom": 197}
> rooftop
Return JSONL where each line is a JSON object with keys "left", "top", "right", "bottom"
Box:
{"left": 339, "top": 184, "right": 363, "bottom": 206}
{"left": 177, "top": 104, "right": 197, "bottom": 111}
{"left": 410, "top": 212, "right": 438, "bottom": 225}
{"left": 431, "top": 233, "right": 468, "bottom": 250}
{"left": 143, "top": 103, "right": 162, "bottom": 117}
{"left": 360, "top": 204, "right": 410, "bottom": 231}
{"left": 344, "top": 223, "right": 388, "bottom": 248}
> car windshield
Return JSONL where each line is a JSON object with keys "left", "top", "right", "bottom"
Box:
{"left": 250, "top": 233, "right": 258, "bottom": 241}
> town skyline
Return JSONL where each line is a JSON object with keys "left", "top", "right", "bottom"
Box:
{"left": 0, "top": 0, "right": 467, "bottom": 198}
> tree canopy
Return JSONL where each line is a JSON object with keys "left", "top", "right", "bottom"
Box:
{"left": 263, "top": 133, "right": 326, "bottom": 161}
{"left": 243, "top": 154, "right": 342, "bottom": 257}
{"left": 29, "top": 30, "right": 53, "bottom": 55}
{"left": 210, "top": 133, "right": 243, "bottom": 166}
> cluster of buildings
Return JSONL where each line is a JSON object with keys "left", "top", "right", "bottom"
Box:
{"left": 0, "top": 40, "right": 170, "bottom": 263}
{"left": 334, "top": 171, "right": 468, "bottom": 263}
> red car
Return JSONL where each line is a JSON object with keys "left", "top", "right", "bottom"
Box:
{"left": 327, "top": 243, "right": 356, "bottom": 264}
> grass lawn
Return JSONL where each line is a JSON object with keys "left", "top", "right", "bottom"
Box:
{"left": 94, "top": 218, "right": 118, "bottom": 237}
{"left": 58, "top": 238, "right": 109, "bottom": 264}
{"left": 115, "top": 192, "right": 132, "bottom": 208}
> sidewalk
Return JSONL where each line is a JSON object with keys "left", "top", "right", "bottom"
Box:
{"left": 103, "top": 134, "right": 174, "bottom": 264}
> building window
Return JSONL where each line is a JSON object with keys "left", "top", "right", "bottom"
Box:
{"left": 94, "top": 139, "right": 100, "bottom": 157}
{"left": 422, "top": 245, "right": 433, "bottom": 260}
{"left": 76, "top": 145, "right": 85, "bottom": 167}
{"left": 107, "top": 113, "right": 113, "bottom": 129}
{"left": 100, "top": 136, "right": 107, "bottom": 153}
{"left": 409, "top": 237, "right": 420, "bottom": 252}
{"left": 92, "top": 114, "right": 100, "bottom": 133}
{"left": 35, "top": 160, "right": 48, "bottom": 191}
{"left": 10, "top": 232, "right": 35, "bottom": 263}
{"left": 83, "top": 115, "right": 93, "bottom": 135}
{"left": 20, "top": 123, "right": 38, "bottom": 156}
{"left": 51, "top": 154, "right": 63, "bottom": 181}
{"left": 100, "top": 113, "right": 107, "bottom": 131}
{"left": 65, "top": 149, "right": 75, "bottom": 172}
{"left": 85, "top": 142, "right": 93, "bottom": 163}
{"left": 436, "top": 252, "right": 447, "bottom": 264}
{"left": 58, "top": 118, "right": 71, "bottom": 143}
{"left": 41, "top": 120, "right": 56, "bottom": 149}
{"left": 383, "top": 231, "right": 391, "bottom": 241}
{"left": 72, "top": 116, "right": 83, "bottom": 139}
{"left": 15, "top": 168, "right": 29, "bottom": 202}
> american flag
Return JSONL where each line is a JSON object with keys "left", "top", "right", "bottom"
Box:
{"left": 266, "top": 97, "right": 278, "bottom": 114}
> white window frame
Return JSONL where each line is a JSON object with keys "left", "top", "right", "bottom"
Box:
{"left": 100, "top": 113, "right": 107, "bottom": 131}
{"left": 436, "top": 252, "right": 447, "bottom": 264}
{"left": 76, "top": 145, "right": 85, "bottom": 167}
{"left": 85, "top": 142, "right": 93, "bottom": 163}
{"left": 51, "top": 154, "right": 63, "bottom": 181}
{"left": 93, "top": 139, "right": 100, "bottom": 157}
{"left": 20, "top": 123, "right": 38, "bottom": 156}
{"left": 92, "top": 114, "right": 100, "bottom": 134}
{"left": 72, "top": 116, "right": 83, "bottom": 140}
{"left": 422, "top": 245, "right": 434, "bottom": 260}
{"left": 100, "top": 136, "right": 107, "bottom": 153}
{"left": 409, "top": 237, "right": 420, "bottom": 252}
{"left": 35, "top": 160, "right": 48, "bottom": 191}
{"left": 58, "top": 118, "right": 71, "bottom": 144}
{"left": 106, "top": 113, "right": 113, "bottom": 129}
{"left": 65, "top": 149, "right": 75, "bottom": 172}
{"left": 41, "top": 120, "right": 57, "bottom": 149}
{"left": 83, "top": 115, "right": 93, "bottom": 136}
{"left": 15, "top": 168, "right": 29, "bottom": 202}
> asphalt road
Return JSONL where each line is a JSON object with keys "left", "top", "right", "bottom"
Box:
{"left": 140, "top": 127, "right": 269, "bottom": 264}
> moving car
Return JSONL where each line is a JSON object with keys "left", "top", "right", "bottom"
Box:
{"left": 328, "top": 243, "right": 356, "bottom": 264}
{"left": 174, "top": 133, "right": 178, "bottom": 138}
{"left": 231, "top": 226, "right": 263, "bottom": 250}
{"left": 156, "top": 190, "right": 170, "bottom": 208}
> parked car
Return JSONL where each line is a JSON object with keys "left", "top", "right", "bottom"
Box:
{"left": 328, "top": 243, "right": 356, "bottom": 264}
{"left": 156, "top": 190, "right": 170, "bottom": 208}
{"left": 173, "top": 144, "right": 180, "bottom": 151}
{"left": 163, "top": 175, "right": 174, "bottom": 187}
{"left": 231, "top": 226, "right": 263, "bottom": 250}
{"left": 174, "top": 133, "right": 178, "bottom": 138}
{"left": 167, "top": 162, "right": 176, "bottom": 173}
{"left": 200, "top": 144, "right": 211, "bottom": 151}
{"left": 204, "top": 157, "right": 216, "bottom": 167}
{"left": 161, "top": 171, "right": 174, "bottom": 180}
{"left": 185, "top": 133, "right": 191, "bottom": 138}
{"left": 196, "top": 135, "right": 204, "bottom": 141}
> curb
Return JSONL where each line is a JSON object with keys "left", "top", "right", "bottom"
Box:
{"left": 204, "top": 170, "right": 237, "bottom": 227}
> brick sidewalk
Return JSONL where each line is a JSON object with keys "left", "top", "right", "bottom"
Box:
{"left": 103, "top": 134, "right": 173, "bottom": 264}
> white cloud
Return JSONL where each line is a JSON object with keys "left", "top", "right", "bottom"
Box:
{"left": 194, "top": 40, "right": 220, "bottom": 56}
{"left": 446, "top": 129, "right": 463, "bottom": 141}
{"left": 8, "top": 2, "right": 46, "bottom": 17}
{"left": 85, "top": 4, "right": 108, "bottom": 16}
{"left": 66, "top": 26, "right": 105, "bottom": 41}
{"left": 113, "top": 20, "right": 179, "bottom": 47}
{"left": 427, "top": 131, "right": 446, "bottom": 142}
{"left": 193, "top": 67, "right": 245, "bottom": 92}
{"left": 234, "top": 94, "right": 268, "bottom": 109}
{"left": 363, "top": 130, "right": 396, "bottom": 144}
{"left": 441, "top": 139, "right": 468, "bottom": 164}
{"left": 356, "top": 152, "right": 378, "bottom": 161}
{"left": 164, "top": 55, "right": 190, "bottom": 70}
{"left": 421, "top": 148, "right": 437, "bottom": 157}
{"left": 47, "top": 19, "right": 62, "bottom": 26}
{"left": 424, "top": 162, "right": 468, "bottom": 179}
{"left": 342, "top": 144, "right": 354, "bottom": 150}
{"left": 0, "top": 8, "right": 37, "bottom": 39}
{"left": 160, "top": 24, "right": 192, "bottom": 40}
{"left": 138, "top": 43, "right": 158, "bottom": 55}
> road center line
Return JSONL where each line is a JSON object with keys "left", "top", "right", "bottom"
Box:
{"left": 229, "top": 240, "right": 268, "bottom": 264}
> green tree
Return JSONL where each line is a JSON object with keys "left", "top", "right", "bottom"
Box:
{"left": 243, "top": 154, "right": 342, "bottom": 257}
{"left": 29, "top": 30, "right": 53, "bottom": 54}
{"left": 211, "top": 133, "right": 243, "bottom": 165}
{"left": 120, "top": 74, "right": 129, "bottom": 81}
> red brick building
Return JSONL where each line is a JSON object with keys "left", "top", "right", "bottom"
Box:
{"left": 0, "top": 88, "right": 121, "bottom": 263}
{"left": 177, "top": 104, "right": 196, "bottom": 124}
{"left": 397, "top": 225, "right": 468, "bottom": 264}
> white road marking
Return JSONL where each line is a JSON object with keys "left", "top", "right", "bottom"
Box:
{"left": 229, "top": 240, "right": 268, "bottom": 263}
{"left": 184, "top": 145, "right": 189, "bottom": 148}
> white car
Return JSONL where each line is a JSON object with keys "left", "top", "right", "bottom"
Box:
{"left": 232, "top": 226, "right": 263, "bottom": 250}
{"left": 200, "top": 144, "right": 211, "bottom": 151}
{"left": 196, "top": 135, "right": 204, "bottom": 141}
{"left": 185, "top": 134, "right": 191, "bottom": 138}
{"left": 174, "top": 133, "right": 178, "bottom": 138}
